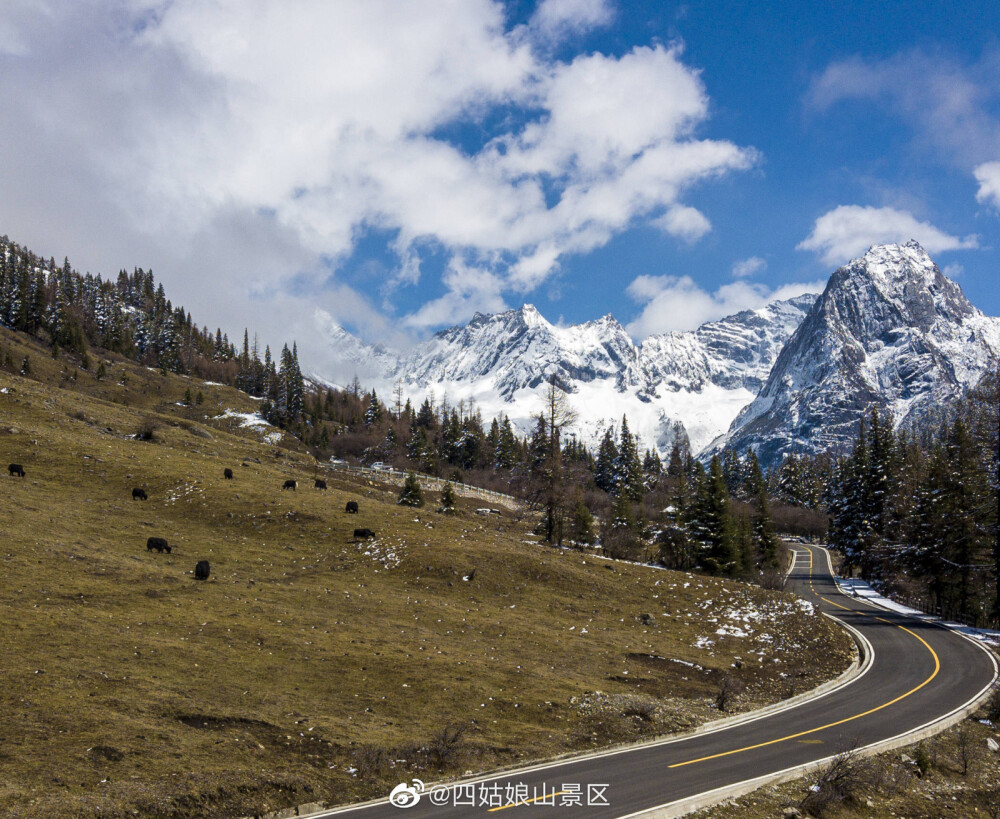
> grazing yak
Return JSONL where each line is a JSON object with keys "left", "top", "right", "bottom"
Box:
{"left": 195, "top": 560, "right": 210, "bottom": 580}
{"left": 283, "top": 479, "right": 297, "bottom": 491}
{"left": 353, "top": 528, "right": 375, "bottom": 539}
{"left": 345, "top": 500, "right": 359, "bottom": 513}
{"left": 314, "top": 478, "right": 327, "bottom": 490}
{"left": 132, "top": 487, "right": 148, "bottom": 501}
{"left": 8, "top": 463, "right": 25, "bottom": 478}
{"left": 146, "top": 537, "right": 170, "bottom": 554}
{"left": 223, "top": 468, "right": 234, "bottom": 480}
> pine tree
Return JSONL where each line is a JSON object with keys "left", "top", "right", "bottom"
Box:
{"left": 752, "top": 477, "right": 779, "bottom": 570}
{"left": 494, "top": 416, "right": 517, "bottom": 470}
{"left": 642, "top": 448, "right": 662, "bottom": 486}
{"left": 364, "top": 390, "right": 383, "bottom": 427}
{"left": 691, "top": 455, "right": 739, "bottom": 575}
{"left": 594, "top": 427, "right": 619, "bottom": 493}
{"left": 722, "top": 448, "right": 742, "bottom": 496}
{"left": 613, "top": 415, "right": 643, "bottom": 501}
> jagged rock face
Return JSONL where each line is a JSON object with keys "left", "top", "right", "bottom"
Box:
{"left": 639, "top": 295, "right": 816, "bottom": 393}
{"left": 317, "top": 297, "right": 817, "bottom": 456}
{"left": 396, "top": 305, "right": 643, "bottom": 398}
{"left": 721, "top": 241, "right": 1000, "bottom": 468}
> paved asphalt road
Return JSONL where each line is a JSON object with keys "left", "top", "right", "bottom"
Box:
{"left": 319, "top": 545, "right": 997, "bottom": 818}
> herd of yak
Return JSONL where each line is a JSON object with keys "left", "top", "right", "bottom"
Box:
{"left": 7, "top": 462, "right": 374, "bottom": 580}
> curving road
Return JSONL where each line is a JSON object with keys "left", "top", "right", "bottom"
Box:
{"left": 319, "top": 544, "right": 997, "bottom": 818}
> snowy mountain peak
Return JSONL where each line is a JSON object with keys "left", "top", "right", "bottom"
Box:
{"left": 719, "top": 243, "right": 1000, "bottom": 467}
{"left": 319, "top": 294, "right": 818, "bottom": 458}
{"left": 837, "top": 240, "right": 976, "bottom": 329}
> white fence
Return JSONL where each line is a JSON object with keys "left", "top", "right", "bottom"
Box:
{"left": 325, "top": 463, "right": 520, "bottom": 510}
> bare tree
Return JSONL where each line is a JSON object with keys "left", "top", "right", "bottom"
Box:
{"left": 955, "top": 722, "right": 979, "bottom": 776}
{"left": 427, "top": 723, "right": 467, "bottom": 769}
{"left": 535, "top": 375, "right": 577, "bottom": 545}
{"left": 797, "top": 740, "right": 892, "bottom": 817}
{"left": 393, "top": 378, "right": 404, "bottom": 419}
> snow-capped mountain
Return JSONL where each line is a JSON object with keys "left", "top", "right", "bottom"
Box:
{"left": 716, "top": 241, "right": 1000, "bottom": 467}
{"left": 318, "top": 295, "right": 817, "bottom": 457}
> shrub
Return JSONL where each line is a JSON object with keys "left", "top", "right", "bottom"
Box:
{"left": 714, "top": 672, "right": 745, "bottom": 713}
{"left": 436, "top": 481, "right": 457, "bottom": 514}
{"left": 398, "top": 472, "right": 424, "bottom": 507}
{"left": 798, "top": 746, "right": 891, "bottom": 817}
{"left": 136, "top": 417, "right": 159, "bottom": 441}
{"left": 913, "top": 744, "right": 932, "bottom": 777}
{"left": 427, "top": 723, "right": 466, "bottom": 769}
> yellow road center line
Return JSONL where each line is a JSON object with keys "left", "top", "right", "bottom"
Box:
{"left": 668, "top": 547, "right": 941, "bottom": 770}
{"left": 487, "top": 790, "right": 569, "bottom": 812}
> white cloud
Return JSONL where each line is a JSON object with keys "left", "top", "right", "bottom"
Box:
{"left": 403, "top": 260, "right": 508, "bottom": 330}
{"left": 731, "top": 256, "right": 766, "bottom": 278}
{"left": 530, "top": 0, "right": 614, "bottom": 42}
{"left": 625, "top": 275, "right": 822, "bottom": 338}
{"left": 654, "top": 205, "right": 712, "bottom": 242}
{"left": 0, "top": 1, "right": 755, "bottom": 360}
{"left": 943, "top": 263, "right": 964, "bottom": 279}
{"left": 974, "top": 161, "right": 1000, "bottom": 209}
{"left": 808, "top": 51, "right": 1000, "bottom": 167}
{"left": 797, "top": 205, "right": 978, "bottom": 267}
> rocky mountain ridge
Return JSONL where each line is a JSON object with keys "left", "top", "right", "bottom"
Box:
{"left": 317, "top": 242, "right": 999, "bottom": 468}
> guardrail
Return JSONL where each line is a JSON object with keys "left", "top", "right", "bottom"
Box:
{"left": 325, "top": 463, "right": 520, "bottom": 510}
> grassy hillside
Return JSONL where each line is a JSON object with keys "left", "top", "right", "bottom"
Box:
{"left": 0, "top": 327, "right": 853, "bottom": 818}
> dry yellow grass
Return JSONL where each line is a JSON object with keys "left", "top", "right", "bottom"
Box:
{"left": 0, "top": 327, "right": 852, "bottom": 818}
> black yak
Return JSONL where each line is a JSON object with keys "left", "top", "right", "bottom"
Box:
{"left": 223, "top": 468, "right": 234, "bottom": 480}
{"left": 283, "top": 479, "right": 297, "bottom": 491}
{"left": 146, "top": 537, "right": 170, "bottom": 553}
{"left": 345, "top": 500, "right": 359, "bottom": 513}
{"left": 8, "top": 463, "right": 25, "bottom": 478}
{"left": 132, "top": 487, "right": 148, "bottom": 501}
{"left": 314, "top": 478, "right": 327, "bottom": 490}
{"left": 195, "top": 560, "right": 210, "bottom": 580}
{"left": 353, "top": 528, "right": 375, "bottom": 539}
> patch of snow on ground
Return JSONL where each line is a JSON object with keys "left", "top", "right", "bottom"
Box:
{"left": 836, "top": 577, "right": 1000, "bottom": 646}
{"left": 215, "top": 409, "right": 283, "bottom": 443}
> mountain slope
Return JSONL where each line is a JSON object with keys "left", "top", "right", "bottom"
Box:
{"left": 718, "top": 241, "right": 1000, "bottom": 467}
{"left": 319, "top": 296, "right": 818, "bottom": 456}
{"left": 0, "top": 330, "right": 851, "bottom": 817}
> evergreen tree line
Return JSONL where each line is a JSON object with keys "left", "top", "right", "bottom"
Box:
{"left": 0, "top": 234, "right": 306, "bottom": 429}
{"left": 823, "top": 380, "right": 999, "bottom": 626}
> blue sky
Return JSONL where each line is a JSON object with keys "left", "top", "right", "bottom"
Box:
{"left": 1, "top": 0, "right": 998, "bottom": 375}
